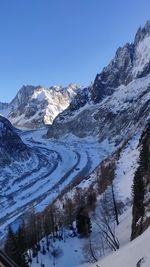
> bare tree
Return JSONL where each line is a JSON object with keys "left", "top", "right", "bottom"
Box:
{"left": 88, "top": 235, "right": 98, "bottom": 262}
{"left": 94, "top": 190, "right": 120, "bottom": 252}
{"left": 111, "top": 183, "right": 119, "bottom": 225}
{"left": 63, "top": 197, "right": 75, "bottom": 226}
{"left": 50, "top": 245, "right": 63, "bottom": 266}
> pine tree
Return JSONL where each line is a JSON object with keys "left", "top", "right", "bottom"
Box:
{"left": 5, "top": 225, "right": 27, "bottom": 267}
{"left": 64, "top": 197, "right": 75, "bottom": 226}
{"left": 131, "top": 124, "right": 150, "bottom": 240}
{"left": 17, "top": 225, "right": 26, "bottom": 254}
{"left": 76, "top": 207, "right": 92, "bottom": 238}
{"left": 5, "top": 225, "right": 18, "bottom": 262}
{"left": 16, "top": 225, "right": 28, "bottom": 267}
{"left": 131, "top": 166, "right": 145, "bottom": 240}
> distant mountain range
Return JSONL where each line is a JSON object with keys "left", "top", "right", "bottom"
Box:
{"left": 0, "top": 84, "right": 80, "bottom": 128}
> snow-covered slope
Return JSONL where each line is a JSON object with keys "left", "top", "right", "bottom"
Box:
{"left": 114, "top": 134, "right": 140, "bottom": 201}
{"left": 133, "top": 35, "right": 150, "bottom": 76}
{"left": 0, "top": 84, "right": 80, "bottom": 128}
{"left": 80, "top": 227, "right": 150, "bottom": 267}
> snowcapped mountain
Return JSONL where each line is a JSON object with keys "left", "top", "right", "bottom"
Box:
{"left": 91, "top": 20, "right": 150, "bottom": 103}
{"left": 0, "top": 84, "right": 80, "bottom": 128}
{"left": 47, "top": 21, "right": 150, "bottom": 145}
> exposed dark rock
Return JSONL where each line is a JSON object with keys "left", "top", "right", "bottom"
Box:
{"left": 90, "top": 20, "right": 150, "bottom": 103}
{"left": 0, "top": 116, "right": 31, "bottom": 166}
{"left": 0, "top": 102, "right": 9, "bottom": 110}
{"left": 91, "top": 43, "right": 134, "bottom": 103}
{"left": 134, "top": 20, "right": 150, "bottom": 45}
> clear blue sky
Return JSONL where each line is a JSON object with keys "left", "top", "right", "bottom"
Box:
{"left": 0, "top": 0, "right": 150, "bottom": 102}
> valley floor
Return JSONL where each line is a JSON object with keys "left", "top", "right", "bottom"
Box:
{"left": 0, "top": 128, "right": 113, "bottom": 240}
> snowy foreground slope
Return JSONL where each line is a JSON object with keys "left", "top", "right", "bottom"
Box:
{"left": 81, "top": 227, "right": 150, "bottom": 267}
{"left": 114, "top": 133, "right": 140, "bottom": 201}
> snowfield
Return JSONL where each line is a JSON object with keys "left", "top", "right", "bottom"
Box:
{"left": 80, "top": 226, "right": 150, "bottom": 267}
{"left": 31, "top": 234, "right": 87, "bottom": 267}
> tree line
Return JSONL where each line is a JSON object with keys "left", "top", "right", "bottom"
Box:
{"left": 5, "top": 155, "right": 122, "bottom": 266}
{"left": 5, "top": 188, "right": 96, "bottom": 266}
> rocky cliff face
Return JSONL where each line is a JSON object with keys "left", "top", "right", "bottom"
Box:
{"left": 0, "top": 84, "right": 80, "bottom": 129}
{"left": 0, "top": 115, "right": 31, "bottom": 167}
{"left": 91, "top": 43, "right": 134, "bottom": 103}
{"left": 47, "top": 21, "right": 150, "bottom": 145}
{"left": 91, "top": 21, "right": 150, "bottom": 103}
{"left": 0, "top": 102, "right": 9, "bottom": 110}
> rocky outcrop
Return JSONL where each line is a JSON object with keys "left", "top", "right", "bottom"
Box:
{"left": 91, "top": 20, "right": 150, "bottom": 103}
{"left": 0, "top": 102, "right": 9, "bottom": 110}
{"left": 0, "top": 115, "right": 31, "bottom": 166}
{"left": 134, "top": 21, "right": 150, "bottom": 45}
{"left": 91, "top": 43, "right": 134, "bottom": 102}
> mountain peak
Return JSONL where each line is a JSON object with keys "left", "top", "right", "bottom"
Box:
{"left": 91, "top": 20, "right": 150, "bottom": 103}
{"left": 134, "top": 20, "right": 150, "bottom": 45}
